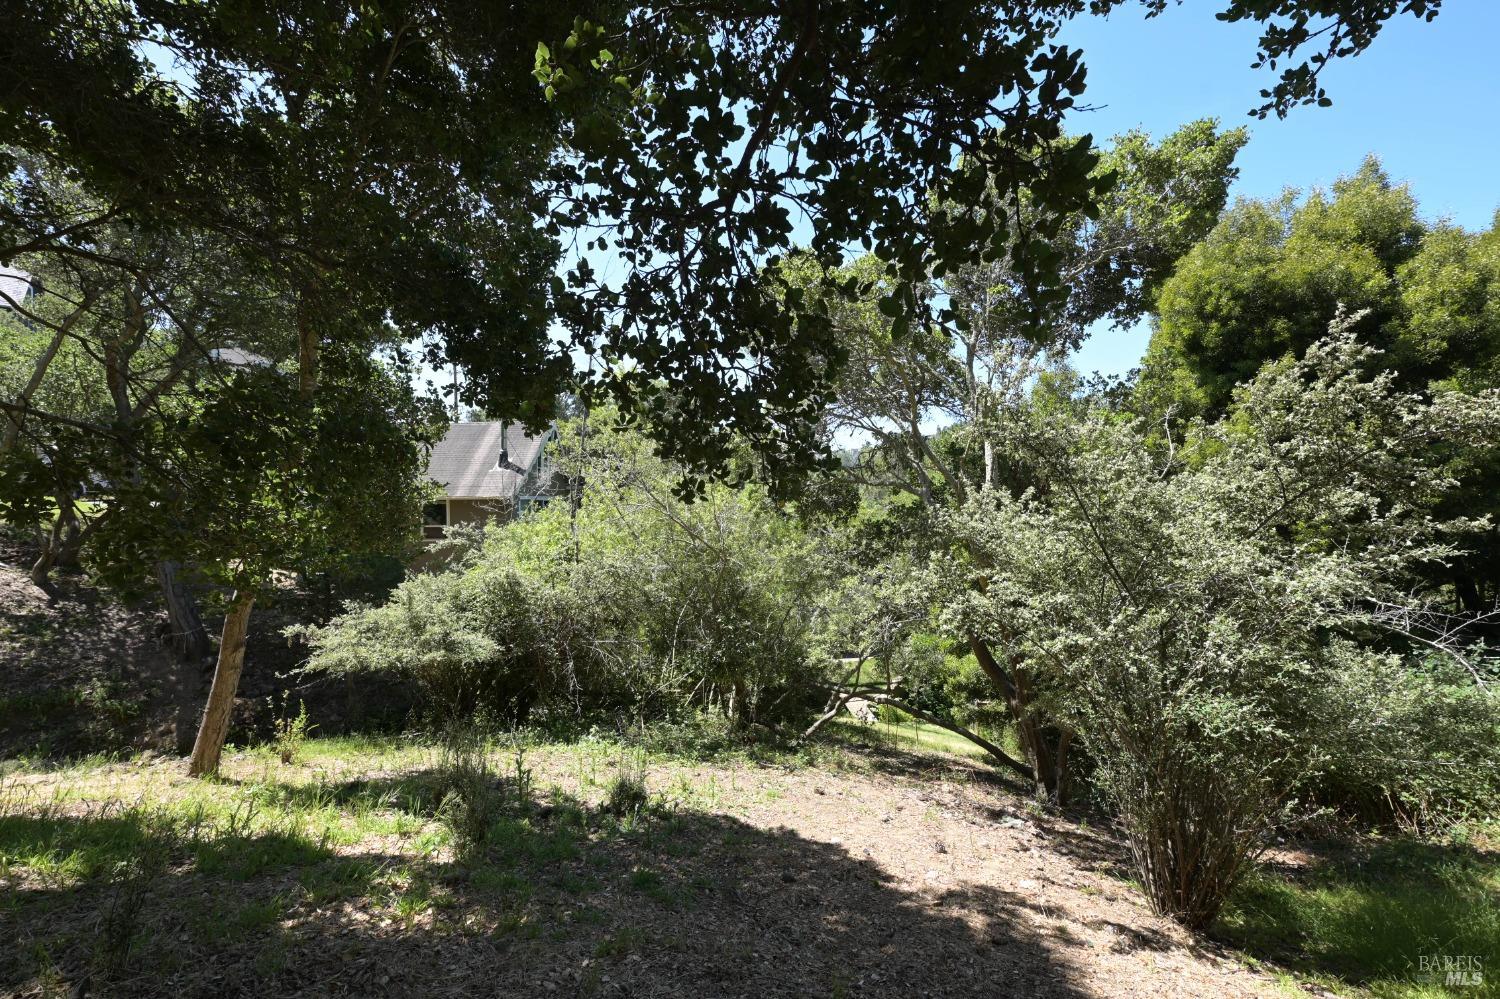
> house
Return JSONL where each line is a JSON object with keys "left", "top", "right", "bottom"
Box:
{"left": 0, "top": 265, "right": 41, "bottom": 313}
{"left": 422, "top": 421, "right": 564, "bottom": 539}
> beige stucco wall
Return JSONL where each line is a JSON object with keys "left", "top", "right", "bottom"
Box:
{"left": 447, "top": 497, "right": 512, "bottom": 526}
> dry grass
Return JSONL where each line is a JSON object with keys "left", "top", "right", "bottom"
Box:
{"left": 2, "top": 732, "right": 1483, "bottom": 998}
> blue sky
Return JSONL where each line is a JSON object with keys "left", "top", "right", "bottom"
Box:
{"left": 431, "top": 5, "right": 1499, "bottom": 410}
{"left": 1059, "top": 1, "right": 1500, "bottom": 377}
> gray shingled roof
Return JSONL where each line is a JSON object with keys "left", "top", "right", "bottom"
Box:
{"left": 427, "top": 421, "right": 553, "bottom": 499}
{"left": 0, "top": 266, "right": 37, "bottom": 309}
{"left": 210, "top": 346, "right": 274, "bottom": 368}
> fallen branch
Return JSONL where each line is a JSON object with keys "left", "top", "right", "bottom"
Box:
{"left": 806, "top": 686, "right": 1034, "bottom": 781}
{"left": 802, "top": 687, "right": 863, "bottom": 742}
{"left": 801, "top": 655, "right": 874, "bottom": 741}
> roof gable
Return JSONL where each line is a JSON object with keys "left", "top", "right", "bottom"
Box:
{"left": 427, "top": 421, "right": 553, "bottom": 499}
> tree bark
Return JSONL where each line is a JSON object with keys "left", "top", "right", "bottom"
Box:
{"left": 188, "top": 591, "right": 255, "bottom": 777}
{"left": 970, "top": 635, "right": 1070, "bottom": 802}
{"left": 29, "top": 514, "right": 62, "bottom": 604}
{"left": 156, "top": 561, "right": 212, "bottom": 662}
{"left": 297, "top": 290, "right": 318, "bottom": 399}
{"left": 52, "top": 495, "right": 83, "bottom": 568}
{"left": 802, "top": 687, "right": 862, "bottom": 741}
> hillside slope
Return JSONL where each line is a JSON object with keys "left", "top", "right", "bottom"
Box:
{"left": 1, "top": 737, "right": 1285, "bottom": 998}
{"left": 0, "top": 535, "right": 411, "bottom": 759}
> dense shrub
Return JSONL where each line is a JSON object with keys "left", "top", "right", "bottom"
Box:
{"left": 1313, "top": 655, "right": 1500, "bottom": 826}
{"left": 293, "top": 565, "right": 601, "bottom": 724}
{"left": 298, "top": 416, "right": 824, "bottom": 728}
{"left": 944, "top": 331, "right": 1500, "bottom": 928}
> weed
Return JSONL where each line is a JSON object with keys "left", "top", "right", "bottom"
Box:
{"left": 272, "top": 699, "right": 316, "bottom": 765}
{"left": 391, "top": 880, "right": 436, "bottom": 930}
{"left": 437, "top": 727, "right": 506, "bottom": 858}
{"left": 91, "top": 808, "right": 179, "bottom": 975}
{"left": 628, "top": 865, "right": 687, "bottom": 908}
{"left": 595, "top": 925, "right": 646, "bottom": 959}
{"left": 299, "top": 857, "right": 383, "bottom": 904}
{"left": 603, "top": 750, "right": 649, "bottom": 818}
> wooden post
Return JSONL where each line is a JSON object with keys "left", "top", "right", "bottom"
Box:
{"left": 187, "top": 590, "right": 256, "bottom": 777}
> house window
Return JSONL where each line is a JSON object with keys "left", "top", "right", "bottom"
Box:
{"left": 422, "top": 501, "right": 448, "bottom": 539}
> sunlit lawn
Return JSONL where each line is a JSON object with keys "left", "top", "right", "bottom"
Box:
{"left": 826, "top": 710, "right": 1019, "bottom": 762}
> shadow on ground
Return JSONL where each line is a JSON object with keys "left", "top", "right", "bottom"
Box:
{"left": 1, "top": 781, "right": 1101, "bottom": 999}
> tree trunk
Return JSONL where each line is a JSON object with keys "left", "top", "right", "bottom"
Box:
{"left": 156, "top": 561, "right": 211, "bottom": 662}
{"left": 52, "top": 496, "right": 82, "bottom": 569}
{"left": 158, "top": 561, "right": 213, "bottom": 755}
{"left": 1453, "top": 571, "right": 1490, "bottom": 620}
{"left": 297, "top": 291, "right": 318, "bottom": 399}
{"left": 970, "top": 635, "right": 1071, "bottom": 803}
{"left": 188, "top": 591, "right": 255, "bottom": 777}
{"left": 29, "top": 513, "right": 64, "bottom": 603}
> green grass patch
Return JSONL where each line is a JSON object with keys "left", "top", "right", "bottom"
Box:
{"left": 826, "top": 711, "right": 1018, "bottom": 763}
{"left": 0, "top": 812, "right": 172, "bottom": 885}
{"left": 627, "top": 864, "right": 691, "bottom": 907}
{"left": 298, "top": 856, "right": 386, "bottom": 903}
{"left": 187, "top": 892, "right": 291, "bottom": 947}
{"left": 1217, "top": 838, "right": 1500, "bottom": 998}
{"left": 595, "top": 925, "right": 647, "bottom": 959}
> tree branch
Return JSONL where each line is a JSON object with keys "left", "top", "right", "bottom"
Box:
{"left": 809, "top": 686, "right": 1034, "bottom": 780}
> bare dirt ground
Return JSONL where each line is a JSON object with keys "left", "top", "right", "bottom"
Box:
{"left": 0, "top": 541, "right": 413, "bottom": 758}
{"left": 0, "top": 535, "right": 179, "bottom": 756}
{"left": 2, "top": 741, "right": 1289, "bottom": 999}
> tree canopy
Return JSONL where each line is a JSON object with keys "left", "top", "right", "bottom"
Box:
{"left": 1, "top": 0, "right": 1440, "bottom": 488}
{"left": 1141, "top": 157, "right": 1500, "bottom": 416}
{"left": 1138, "top": 157, "right": 1500, "bottom": 617}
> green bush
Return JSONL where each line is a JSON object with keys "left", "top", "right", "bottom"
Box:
{"left": 297, "top": 415, "right": 825, "bottom": 729}
{"left": 436, "top": 729, "right": 508, "bottom": 858}
{"left": 886, "top": 632, "right": 950, "bottom": 715}
{"left": 602, "top": 750, "right": 650, "bottom": 817}
{"left": 1313, "top": 654, "right": 1500, "bottom": 827}
{"left": 293, "top": 565, "right": 598, "bottom": 724}
{"left": 944, "top": 332, "right": 1500, "bottom": 928}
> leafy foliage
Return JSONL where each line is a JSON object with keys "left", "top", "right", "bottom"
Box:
{"left": 87, "top": 353, "right": 435, "bottom": 598}
{"left": 299, "top": 414, "right": 824, "bottom": 726}
{"left": 1139, "top": 158, "right": 1500, "bottom": 416}
{"left": 291, "top": 561, "right": 585, "bottom": 725}
{"left": 943, "top": 328, "right": 1500, "bottom": 927}
{"left": 1139, "top": 157, "right": 1500, "bottom": 620}
{"left": 763, "top": 122, "right": 1249, "bottom": 795}
{"left": 1, "top": 1, "right": 1430, "bottom": 483}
